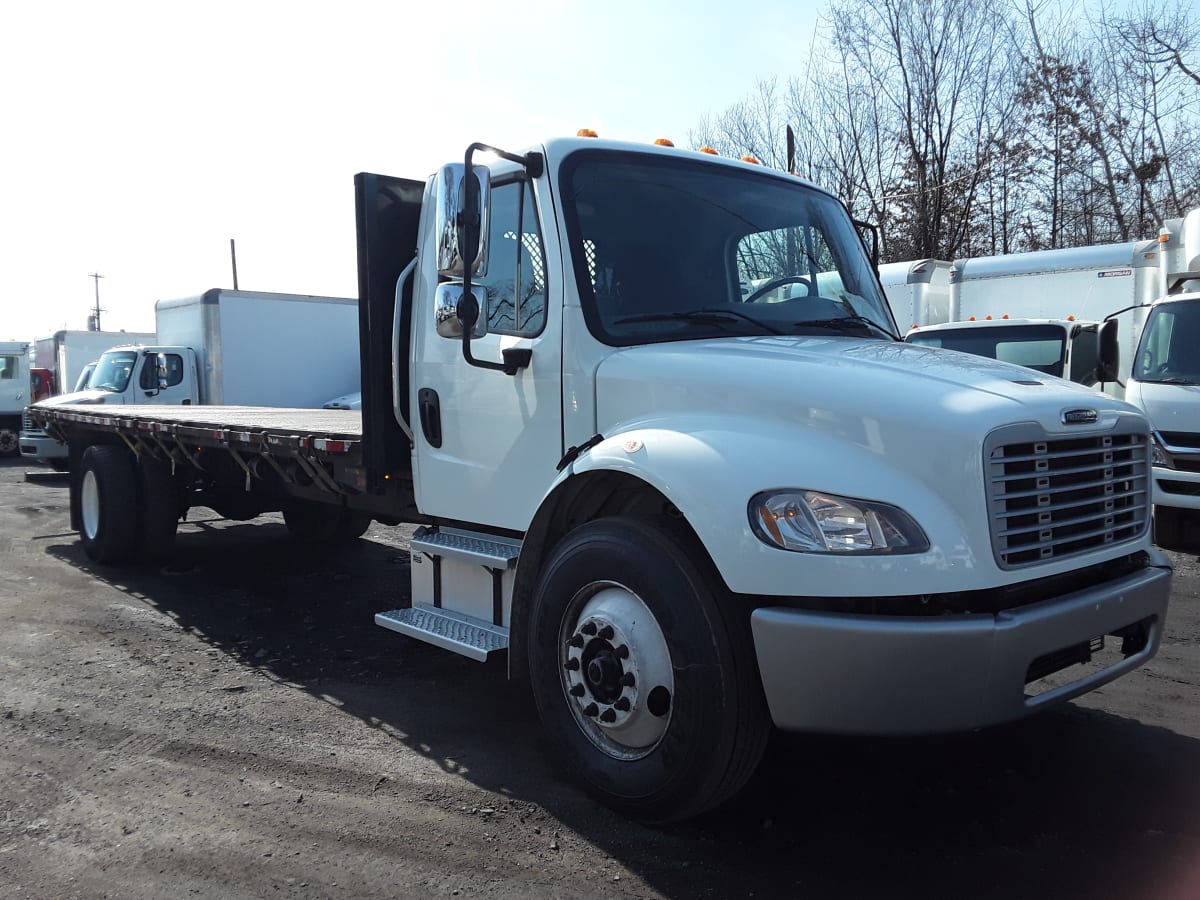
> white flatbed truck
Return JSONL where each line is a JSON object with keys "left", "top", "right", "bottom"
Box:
{"left": 31, "top": 136, "right": 1173, "bottom": 821}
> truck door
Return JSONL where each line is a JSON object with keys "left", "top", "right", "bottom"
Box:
{"left": 412, "top": 174, "right": 562, "bottom": 531}
{"left": 135, "top": 351, "right": 197, "bottom": 404}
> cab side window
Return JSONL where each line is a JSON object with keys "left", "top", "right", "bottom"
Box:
{"left": 478, "top": 180, "right": 547, "bottom": 337}
{"left": 139, "top": 353, "right": 185, "bottom": 389}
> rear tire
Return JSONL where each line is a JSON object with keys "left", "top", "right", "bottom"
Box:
{"left": 78, "top": 446, "right": 139, "bottom": 564}
{"left": 527, "top": 516, "right": 770, "bottom": 822}
{"left": 137, "top": 457, "right": 179, "bottom": 562}
{"left": 283, "top": 503, "right": 371, "bottom": 544}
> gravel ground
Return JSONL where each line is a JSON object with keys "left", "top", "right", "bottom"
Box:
{"left": 0, "top": 455, "right": 1198, "bottom": 899}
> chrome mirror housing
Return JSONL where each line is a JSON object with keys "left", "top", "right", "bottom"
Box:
{"left": 435, "top": 283, "right": 487, "bottom": 340}
{"left": 435, "top": 163, "right": 491, "bottom": 278}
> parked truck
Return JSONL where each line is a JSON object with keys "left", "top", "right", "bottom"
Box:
{"left": 1127, "top": 209, "right": 1200, "bottom": 548}
{"left": 21, "top": 329, "right": 156, "bottom": 466}
{"left": 0, "top": 340, "right": 31, "bottom": 456}
{"left": 905, "top": 215, "right": 1200, "bottom": 550}
{"left": 22, "top": 291, "right": 359, "bottom": 467}
{"left": 877, "top": 258, "right": 952, "bottom": 332}
{"left": 32, "top": 137, "right": 1173, "bottom": 821}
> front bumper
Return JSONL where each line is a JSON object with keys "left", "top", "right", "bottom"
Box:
{"left": 19, "top": 429, "right": 67, "bottom": 461}
{"left": 750, "top": 553, "right": 1172, "bottom": 735}
{"left": 1152, "top": 464, "right": 1200, "bottom": 511}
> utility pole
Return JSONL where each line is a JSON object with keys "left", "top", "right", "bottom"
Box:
{"left": 87, "top": 272, "right": 105, "bottom": 331}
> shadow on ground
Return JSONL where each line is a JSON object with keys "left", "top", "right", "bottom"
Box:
{"left": 33, "top": 494, "right": 1200, "bottom": 900}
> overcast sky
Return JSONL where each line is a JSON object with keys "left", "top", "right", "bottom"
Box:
{"left": 0, "top": 0, "right": 822, "bottom": 342}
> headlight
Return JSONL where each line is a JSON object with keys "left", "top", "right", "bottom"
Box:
{"left": 749, "top": 490, "right": 929, "bottom": 554}
{"left": 1151, "top": 436, "right": 1173, "bottom": 469}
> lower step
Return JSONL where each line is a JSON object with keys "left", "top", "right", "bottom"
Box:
{"left": 375, "top": 604, "right": 509, "bottom": 662}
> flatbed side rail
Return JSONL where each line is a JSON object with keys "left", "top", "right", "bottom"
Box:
{"left": 33, "top": 405, "right": 365, "bottom": 498}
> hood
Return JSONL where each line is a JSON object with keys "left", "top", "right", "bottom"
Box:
{"left": 34, "top": 389, "right": 124, "bottom": 408}
{"left": 1127, "top": 380, "right": 1200, "bottom": 436}
{"left": 595, "top": 336, "right": 1131, "bottom": 441}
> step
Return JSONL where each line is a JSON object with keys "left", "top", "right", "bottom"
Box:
{"left": 375, "top": 604, "right": 509, "bottom": 662}
{"left": 411, "top": 528, "right": 521, "bottom": 569}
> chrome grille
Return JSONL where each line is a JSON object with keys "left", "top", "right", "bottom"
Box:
{"left": 986, "top": 423, "right": 1150, "bottom": 569}
{"left": 21, "top": 409, "right": 34, "bottom": 431}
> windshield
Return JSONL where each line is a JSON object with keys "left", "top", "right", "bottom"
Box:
{"left": 1134, "top": 300, "right": 1200, "bottom": 385}
{"left": 907, "top": 324, "right": 1068, "bottom": 377}
{"left": 74, "top": 363, "right": 96, "bottom": 392}
{"left": 89, "top": 351, "right": 137, "bottom": 393}
{"left": 559, "top": 151, "right": 897, "bottom": 346}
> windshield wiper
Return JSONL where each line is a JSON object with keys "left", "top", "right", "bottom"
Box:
{"left": 1146, "top": 375, "right": 1200, "bottom": 385}
{"left": 793, "top": 315, "right": 896, "bottom": 340}
{"left": 615, "top": 309, "right": 784, "bottom": 335}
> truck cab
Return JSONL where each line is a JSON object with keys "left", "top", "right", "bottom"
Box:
{"left": 78, "top": 345, "right": 199, "bottom": 405}
{"left": 905, "top": 316, "right": 1118, "bottom": 388}
{"left": 1127, "top": 292, "right": 1200, "bottom": 548}
{"left": 0, "top": 341, "right": 31, "bottom": 456}
{"left": 21, "top": 347, "right": 199, "bottom": 466}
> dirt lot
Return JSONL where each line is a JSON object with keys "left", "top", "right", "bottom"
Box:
{"left": 0, "top": 455, "right": 1198, "bottom": 899}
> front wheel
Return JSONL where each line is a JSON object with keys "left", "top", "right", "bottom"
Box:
{"left": 0, "top": 425, "right": 18, "bottom": 457}
{"left": 528, "top": 517, "right": 770, "bottom": 822}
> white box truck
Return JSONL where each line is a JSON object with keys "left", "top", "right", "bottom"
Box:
{"left": 1127, "top": 209, "right": 1200, "bottom": 548}
{"left": 0, "top": 341, "right": 31, "bottom": 456}
{"left": 33, "top": 137, "right": 1172, "bottom": 821}
{"left": 23, "top": 290, "right": 360, "bottom": 467}
{"left": 877, "top": 258, "right": 952, "bottom": 332}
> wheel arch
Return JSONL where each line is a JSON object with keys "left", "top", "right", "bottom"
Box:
{"left": 508, "top": 468, "right": 716, "bottom": 682}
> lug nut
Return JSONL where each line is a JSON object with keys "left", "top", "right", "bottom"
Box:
{"left": 599, "top": 708, "right": 617, "bottom": 723}
{"left": 620, "top": 673, "right": 636, "bottom": 687}
{"left": 597, "top": 625, "right": 614, "bottom": 640}
{"left": 613, "top": 644, "right": 629, "bottom": 659}
{"left": 567, "top": 634, "right": 585, "bottom": 649}
{"left": 569, "top": 684, "right": 585, "bottom": 697}
{"left": 583, "top": 703, "right": 599, "bottom": 717}
{"left": 614, "top": 697, "right": 631, "bottom": 711}
{"left": 581, "top": 622, "right": 598, "bottom": 636}
{"left": 563, "top": 658, "right": 580, "bottom": 671}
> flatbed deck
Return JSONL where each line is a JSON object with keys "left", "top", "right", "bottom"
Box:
{"left": 34, "top": 403, "right": 362, "bottom": 449}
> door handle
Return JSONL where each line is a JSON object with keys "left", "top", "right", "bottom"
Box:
{"left": 418, "top": 388, "right": 442, "bottom": 448}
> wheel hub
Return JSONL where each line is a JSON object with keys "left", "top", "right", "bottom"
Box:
{"left": 560, "top": 584, "right": 674, "bottom": 759}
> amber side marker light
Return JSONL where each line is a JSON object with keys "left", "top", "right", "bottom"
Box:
{"left": 654, "top": 138, "right": 675, "bottom": 147}
{"left": 699, "top": 146, "right": 719, "bottom": 155}
{"left": 577, "top": 128, "right": 599, "bottom": 138}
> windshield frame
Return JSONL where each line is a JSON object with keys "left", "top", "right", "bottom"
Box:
{"left": 558, "top": 149, "right": 898, "bottom": 348}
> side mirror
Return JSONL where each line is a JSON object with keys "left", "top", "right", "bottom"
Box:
{"left": 1098, "top": 319, "right": 1120, "bottom": 383}
{"left": 435, "top": 163, "right": 491, "bottom": 278}
{"left": 434, "top": 284, "right": 487, "bottom": 340}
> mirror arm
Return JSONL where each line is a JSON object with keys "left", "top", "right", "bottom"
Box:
{"left": 455, "top": 143, "right": 538, "bottom": 376}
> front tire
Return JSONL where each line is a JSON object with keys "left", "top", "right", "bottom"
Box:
{"left": 0, "top": 425, "right": 18, "bottom": 457}
{"left": 528, "top": 517, "right": 770, "bottom": 822}
{"left": 78, "top": 445, "right": 139, "bottom": 564}
{"left": 1154, "top": 506, "right": 1187, "bottom": 551}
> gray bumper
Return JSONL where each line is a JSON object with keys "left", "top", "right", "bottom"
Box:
{"left": 19, "top": 430, "right": 67, "bottom": 461}
{"left": 750, "top": 555, "right": 1172, "bottom": 735}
